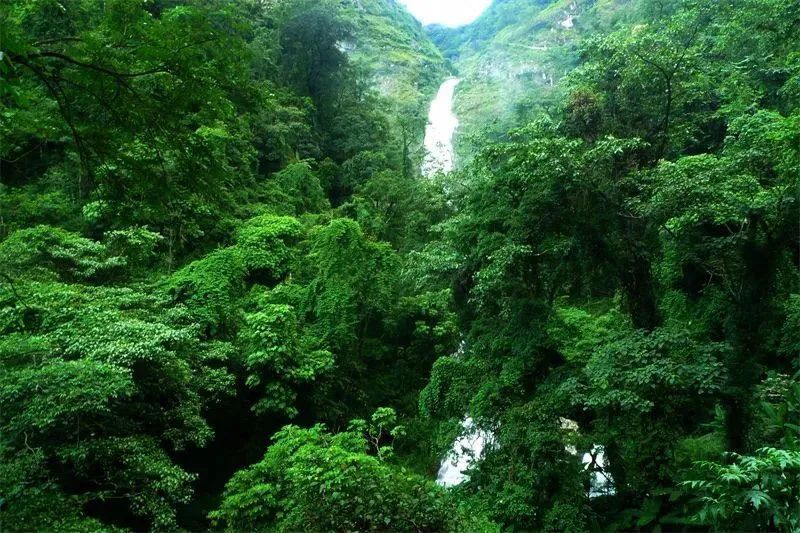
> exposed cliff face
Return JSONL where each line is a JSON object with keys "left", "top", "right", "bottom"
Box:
{"left": 344, "top": 0, "right": 449, "bottom": 108}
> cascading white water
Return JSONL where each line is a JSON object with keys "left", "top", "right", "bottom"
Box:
{"left": 430, "top": 344, "right": 492, "bottom": 488}
{"left": 436, "top": 417, "right": 492, "bottom": 487}
{"left": 421, "top": 80, "right": 490, "bottom": 488}
{"left": 421, "top": 78, "right": 461, "bottom": 177}
{"left": 422, "top": 79, "right": 615, "bottom": 496}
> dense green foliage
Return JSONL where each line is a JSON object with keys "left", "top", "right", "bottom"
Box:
{"left": 0, "top": 0, "right": 457, "bottom": 529}
{"left": 418, "top": 0, "right": 800, "bottom": 530}
{"left": 1, "top": 0, "right": 798, "bottom": 531}
{"left": 210, "top": 408, "right": 494, "bottom": 532}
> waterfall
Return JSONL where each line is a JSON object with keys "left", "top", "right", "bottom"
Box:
{"left": 420, "top": 80, "right": 491, "bottom": 488}
{"left": 436, "top": 417, "right": 493, "bottom": 487}
{"left": 421, "top": 78, "right": 461, "bottom": 177}
{"left": 421, "top": 79, "right": 615, "bottom": 496}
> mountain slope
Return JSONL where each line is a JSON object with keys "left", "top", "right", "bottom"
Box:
{"left": 347, "top": 0, "right": 448, "bottom": 101}
{"left": 340, "top": 0, "right": 450, "bottom": 173}
{"left": 429, "top": 0, "right": 631, "bottom": 161}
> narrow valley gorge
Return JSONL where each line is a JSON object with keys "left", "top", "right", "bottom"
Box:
{"left": 1, "top": 0, "right": 799, "bottom": 530}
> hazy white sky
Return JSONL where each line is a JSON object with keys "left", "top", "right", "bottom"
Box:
{"left": 398, "top": 0, "right": 492, "bottom": 27}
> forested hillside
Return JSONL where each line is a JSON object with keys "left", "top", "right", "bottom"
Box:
{"left": 1, "top": 0, "right": 799, "bottom": 531}
{"left": 347, "top": 0, "right": 446, "bottom": 104}
{"left": 429, "top": 0, "right": 634, "bottom": 162}
{"left": 345, "top": 0, "right": 448, "bottom": 174}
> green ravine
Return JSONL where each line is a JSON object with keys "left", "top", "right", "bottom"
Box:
{"left": 1, "top": 0, "right": 799, "bottom": 531}
{"left": 430, "top": 0, "right": 638, "bottom": 163}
